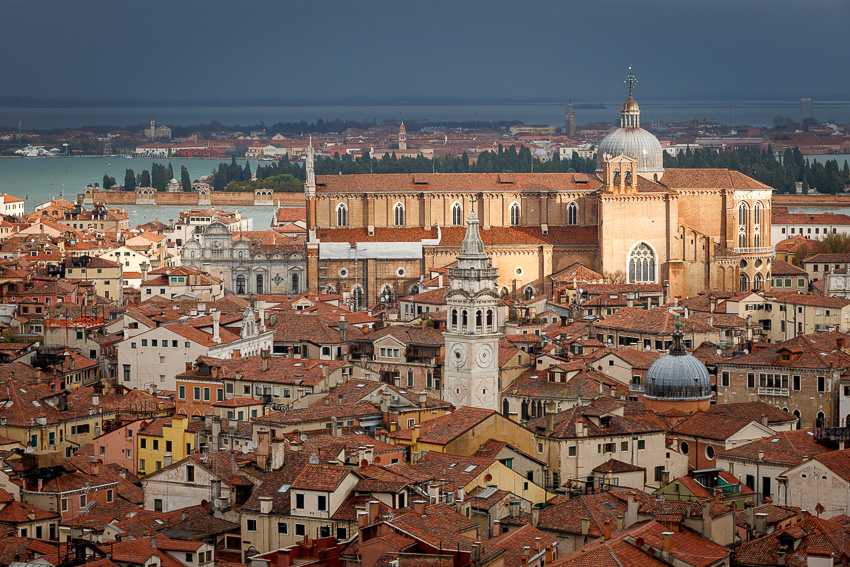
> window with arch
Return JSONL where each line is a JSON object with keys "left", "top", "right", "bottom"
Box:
{"left": 475, "top": 310, "right": 483, "bottom": 329}
{"left": 753, "top": 273, "right": 763, "bottom": 290}
{"left": 523, "top": 286, "right": 535, "bottom": 301}
{"left": 256, "top": 274, "right": 264, "bottom": 295}
{"left": 628, "top": 243, "right": 656, "bottom": 283}
{"left": 379, "top": 285, "right": 394, "bottom": 304}
{"left": 739, "top": 273, "right": 750, "bottom": 292}
{"left": 738, "top": 202, "right": 748, "bottom": 249}
{"left": 189, "top": 251, "right": 195, "bottom": 259}
{"left": 352, "top": 286, "right": 363, "bottom": 311}
{"left": 486, "top": 309, "right": 494, "bottom": 330}
{"left": 793, "top": 409, "right": 801, "bottom": 429}
{"left": 291, "top": 273, "right": 300, "bottom": 294}
{"left": 451, "top": 202, "right": 463, "bottom": 226}
{"left": 568, "top": 201, "right": 578, "bottom": 225}
{"left": 461, "top": 309, "right": 468, "bottom": 329}
{"left": 451, "top": 308, "right": 458, "bottom": 329}
{"left": 236, "top": 274, "right": 246, "bottom": 295}
{"left": 510, "top": 202, "right": 520, "bottom": 226}
{"left": 816, "top": 411, "right": 825, "bottom": 428}
{"left": 393, "top": 203, "right": 405, "bottom": 226}
{"left": 753, "top": 202, "right": 762, "bottom": 247}
{"left": 337, "top": 203, "right": 348, "bottom": 227}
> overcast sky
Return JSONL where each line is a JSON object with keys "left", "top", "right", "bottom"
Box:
{"left": 2, "top": 0, "right": 848, "bottom": 103}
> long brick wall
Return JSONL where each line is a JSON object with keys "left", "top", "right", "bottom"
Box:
{"left": 79, "top": 191, "right": 305, "bottom": 207}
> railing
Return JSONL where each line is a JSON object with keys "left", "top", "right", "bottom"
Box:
{"left": 757, "top": 387, "right": 789, "bottom": 397}
{"left": 629, "top": 384, "right": 645, "bottom": 392}
{"left": 734, "top": 247, "right": 774, "bottom": 255}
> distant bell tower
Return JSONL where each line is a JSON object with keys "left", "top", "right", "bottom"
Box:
{"left": 443, "top": 199, "right": 502, "bottom": 411}
{"left": 564, "top": 104, "right": 576, "bottom": 137}
{"left": 305, "top": 136, "right": 319, "bottom": 294}
{"left": 398, "top": 122, "right": 407, "bottom": 151}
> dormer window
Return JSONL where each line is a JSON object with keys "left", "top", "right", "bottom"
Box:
{"left": 600, "top": 416, "right": 611, "bottom": 428}
{"left": 780, "top": 353, "right": 790, "bottom": 362}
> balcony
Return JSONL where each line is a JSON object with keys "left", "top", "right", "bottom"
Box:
{"left": 629, "top": 383, "right": 645, "bottom": 393}
{"left": 758, "top": 387, "right": 789, "bottom": 397}
{"left": 734, "top": 247, "right": 773, "bottom": 256}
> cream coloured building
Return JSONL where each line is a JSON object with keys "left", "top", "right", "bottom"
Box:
{"left": 305, "top": 80, "right": 774, "bottom": 308}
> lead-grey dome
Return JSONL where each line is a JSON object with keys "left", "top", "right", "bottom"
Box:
{"left": 596, "top": 127, "right": 664, "bottom": 175}
{"left": 643, "top": 336, "right": 712, "bottom": 401}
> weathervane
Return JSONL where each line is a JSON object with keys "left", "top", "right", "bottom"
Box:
{"left": 625, "top": 66, "right": 637, "bottom": 95}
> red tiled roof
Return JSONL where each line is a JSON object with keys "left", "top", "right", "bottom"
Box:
{"left": 390, "top": 407, "right": 497, "bottom": 444}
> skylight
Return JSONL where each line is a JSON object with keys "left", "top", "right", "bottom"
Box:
{"left": 464, "top": 465, "right": 477, "bottom": 473}
{"left": 448, "top": 463, "right": 458, "bottom": 469}
{"left": 771, "top": 438, "right": 780, "bottom": 443}
{"left": 278, "top": 483, "right": 291, "bottom": 493}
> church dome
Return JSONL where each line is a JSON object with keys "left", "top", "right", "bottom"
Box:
{"left": 643, "top": 332, "right": 712, "bottom": 402}
{"left": 596, "top": 128, "right": 664, "bottom": 175}
{"left": 596, "top": 74, "right": 664, "bottom": 177}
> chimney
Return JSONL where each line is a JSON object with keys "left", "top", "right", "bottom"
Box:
{"left": 257, "top": 430, "right": 271, "bottom": 472}
{"left": 661, "top": 532, "right": 673, "bottom": 554}
{"left": 625, "top": 495, "right": 639, "bottom": 527}
{"left": 413, "top": 500, "right": 426, "bottom": 516}
{"left": 90, "top": 459, "right": 101, "bottom": 476}
{"left": 181, "top": 510, "right": 188, "bottom": 521}
{"left": 259, "top": 496, "right": 273, "bottom": 514}
{"left": 521, "top": 551, "right": 529, "bottom": 567}
{"left": 163, "top": 454, "right": 172, "bottom": 467}
{"left": 602, "top": 519, "right": 612, "bottom": 540}
{"left": 151, "top": 537, "right": 157, "bottom": 549}
{"left": 580, "top": 518, "right": 590, "bottom": 535}
{"left": 271, "top": 439, "right": 285, "bottom": 470}
{"left": 262, "top": 349, "right": 270, "bottom": 372}
{"left": 761, "top": 414, "right": 768, "bottom": 427}
{"left": 545, "top": 545, "right": 554, "bottom": 564}
{"left": 339, "top": 314, "right": 348, "bottom": 342}
{"left": 419, "top": 392, "right": 427, "bottom": 409}
{"left": 545, "top": 400, "right": 555, "bottom": 435}
{"left": 702, "top": 501, "right": 712, "bottom": 540}
{"left": 332, "top": 417, "right": 339, "bottom": 437}
{"left": 212, "top": 310, "right": 221, "bottom": 344}
{"left": 257, "top": 300, "right": 266, "bottom": 332}
{"left": 492, "top": 520, "right": 501, "bottom": 537}
{"left": 532, "top": 507, "right": 540, "bottom": 527}
{"left": 367, "top": 499, "right": 381, "bottom": 524}
{"left": 616, "top": 515, "right": 624, "bottom": 531}
{"left": 755, "top": 512, "right": 768, "bottom": 536}
{"left": 92, "top": 394, "right": 99, "bottom": 406}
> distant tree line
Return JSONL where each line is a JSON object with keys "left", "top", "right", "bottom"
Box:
{"left": 116, "top": 162, "right": 191, "bottom": 192}
{"left": 663, "top": 146, "right": 850, "bottom": 194}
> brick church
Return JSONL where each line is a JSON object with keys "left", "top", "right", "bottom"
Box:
{"left": 302, "top": 78, "right": 774, "bottom": 309}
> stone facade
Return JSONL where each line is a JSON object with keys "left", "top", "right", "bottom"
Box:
{"left": 182, "top": 220, "right": 306, "bottom": 296}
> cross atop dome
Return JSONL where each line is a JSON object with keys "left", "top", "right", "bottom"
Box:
{"left": 625, "top": 66, "right": 638, "bottom": 96}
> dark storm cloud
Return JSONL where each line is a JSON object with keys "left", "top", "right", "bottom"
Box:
{"left": 2, "top": 0, "right": 847, "bottom": 102}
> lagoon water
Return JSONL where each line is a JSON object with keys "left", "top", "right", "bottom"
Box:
{"left": 0, "top": 157, "right": 278, "bottom": 227}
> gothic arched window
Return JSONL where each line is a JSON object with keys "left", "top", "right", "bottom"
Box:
{"left": 753, "top": 272, "right": 763, "bottom": 290}
{"left": 486, "top": 309, "right": 494, "bottom": 330}
{"left": 739, "top": 273, "right": 750, "bottom": 292}
{"left": 291, "top": 273, "right": 300, "bottom": 294}
{"left": 738, "top": 202, "right": 749, "bottom": 249}
{"left": 380, "top": 285, "right": 394, "bottom": 304}
{"left": 510, "top": 202, "right": 520, "bottom": 226}
{"left": 451, "top": 202, "right": 463, "bottom": 226}
{"left": 568, "top": 201, "right": 578, "bottom": 226}
{"left": 628, "top": 243, "right": 656, "bottom": 283}
{"left": 337, "top": 203, "right": 348, "bottom": 227}
{"left": 753, "top": 202, "right": 762, "bottom": 248}
{"left": 523, "top": 286, "right": 535, "bottom": 301}
{"left": 236, "top": 275, "right": 246, "bottom": 294}
{"left": 394, "top": 202, "right": 405, "bottom": 226}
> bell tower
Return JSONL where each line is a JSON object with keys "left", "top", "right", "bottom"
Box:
{"left": 398, "top": 122, "right": 407, "bottom": 151}
{"left": 443, "top": 199, "right": 502, "bottom": 410}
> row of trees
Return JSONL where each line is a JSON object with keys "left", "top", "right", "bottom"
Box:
{"left": 663, "top": 146, "right": 850, "bottom": 195}
{"left": 117, "top": 163, "right": 191, "bottom": 192}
